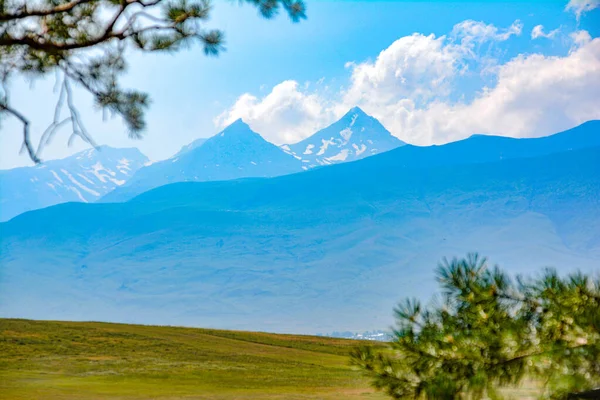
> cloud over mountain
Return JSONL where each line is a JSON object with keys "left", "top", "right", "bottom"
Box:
{"left": 216, "top": 20, "right": 600, "bottom": 146}
{"left": 214, "top": 81, "right": 334, "bottom": 145}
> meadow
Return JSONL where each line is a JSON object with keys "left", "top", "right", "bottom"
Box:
{"left": 0, "top": 318, "right": 388, "bottom": 400}
{"left": 0, "top": 318, "right": 543, "bottom": 399}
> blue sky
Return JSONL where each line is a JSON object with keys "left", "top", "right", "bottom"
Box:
{"left": 1, "top": 0, "right": 599, "bottom": 169}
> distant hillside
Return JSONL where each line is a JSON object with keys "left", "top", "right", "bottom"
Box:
{"left": 0, "top": 146, "right": 148, "bottom": 221}
{"left": 0, "top": 318, "right": 387, "bottom": 400}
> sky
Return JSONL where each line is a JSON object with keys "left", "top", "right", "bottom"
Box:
{"left": 1, "top": 0, "right": 599, "bottom": 169}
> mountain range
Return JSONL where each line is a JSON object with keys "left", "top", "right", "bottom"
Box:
{"left": 101, "top": 119, "right": 304, "bottom": 203}
{"left": 0, "top": 146, "right": 148, "bottom": 222}
{"left": 103, "top": 107, "right": 404, "bottom": 202}
{"left": 1, "top": 120, "right": 598, "bottom": 333}
{"left": 1, "top": 108, "right": 406, "bottom": 216}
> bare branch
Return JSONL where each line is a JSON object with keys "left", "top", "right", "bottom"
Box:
{"left": 36, "top": 77, "right": 72, "bottom": 156}
{"left": 64, "top": 77, "right": 97, "bottom": 148}
{"left": 0, "top": 103, "right": 39, "bottom": 163}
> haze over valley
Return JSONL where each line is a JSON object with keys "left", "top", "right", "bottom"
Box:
{"left": 2, "top": 117, "right": 598, "bottom": 333}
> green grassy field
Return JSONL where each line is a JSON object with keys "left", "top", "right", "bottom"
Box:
{"left": 1, "top": 318, "right": 390, "bottom": 400}
{"left": 0, "top": 319, "right": 543, "bottom": 399}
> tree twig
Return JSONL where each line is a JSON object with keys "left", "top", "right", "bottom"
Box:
{"left": 0, "top": 103, "right": 40, "bottom": 163}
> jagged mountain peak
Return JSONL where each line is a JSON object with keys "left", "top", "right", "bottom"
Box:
{"left": 334, "top": 106, "right": 372, "bottom": 129}
{"left": 100, "top": 119, "right": 303, "bottom": 202}
{"left": 286, "top": 107, "right": 405, "bottom": 167}
{"left": 219, "top": 118, "right": 251, "bottom": 132}
{"left": 348, "top": 105, "right": 365, "bottom": 113}
{"left": 209, "top": 119, "right": 266, "bottom": 144}
{"left": 343, "top": 106, "right": 369, "bottom": 119}
{"left": 229, "top": 117, "right": 247, "bottom": 127}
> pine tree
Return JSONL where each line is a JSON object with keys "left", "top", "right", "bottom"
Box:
{"left": 0, "top": 0, "right": 306, "bottom": 162}
{"left": 351, "top": 254, "right": 600, "bottom": 399}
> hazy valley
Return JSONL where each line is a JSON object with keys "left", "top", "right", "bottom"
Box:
{"left": 2, "top": 119, "right": 598, "bottom": 333}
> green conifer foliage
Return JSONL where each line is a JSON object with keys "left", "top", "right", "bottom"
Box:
{"left": 351, "top": 254, "right": 600, "bottom": 399}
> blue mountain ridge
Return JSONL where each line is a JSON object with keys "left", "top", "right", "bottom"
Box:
{"left": 1, "top": 120, "right": 598, "bottom": 333}
{"left": 355, "top": 119, "right": 600, "bottom": 170}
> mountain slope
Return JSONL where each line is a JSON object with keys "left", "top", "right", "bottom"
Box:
{"left": 173, "top": 137, "right": 207, "bottom": 157}
{"left": 102, "top": 119, "right": 303, "bottom": 202}
{"left": 285, "top": 107, "right": 405, "bottom": 167}
{"left": 0, "top": 146, "right": 148, "bottom": 221}
{"left": 359, "top": 119, "right": 600, "bottom": 170}
{"left": 2, "top": 141, "right": 598, "bottom": 333}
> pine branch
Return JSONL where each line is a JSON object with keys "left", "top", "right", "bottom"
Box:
{"left": 0, "top": 0, "right": 96, "bottom": 21}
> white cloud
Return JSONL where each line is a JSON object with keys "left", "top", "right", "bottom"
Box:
{"left": 403, "top": 35, "right": 599, "bottom": 143}
{"left": 451, "top": 20, "right": 523, "bottom": 45}
{"left": 571, "top": 29, "right": 593, "bottom": 46}
{"left": 216, "top": 21, "right": 600, "bottom": 146}
{"left": 351, "top": 30, "right": 600, "bottom": 145}
{"left": 213, "top": 80, "right": 334, "bottom": 144}
{"left": 342, "top": 20, "right": 524, "bottom": 109}
{"left": 342, "top": 33, "right": 464, "bottom": 108}
{"left": 531, "top": 25, "right": 560, "bottom": 40}
{"left": 338, "top": 20, "right": 526, "bottom": 126}
{"left": 566, "top": 0, "right": 600, "bottom": 20}
{"left": 216, "top": 20, "right": 525, "bottom": 145}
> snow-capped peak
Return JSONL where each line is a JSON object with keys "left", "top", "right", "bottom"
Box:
{"left": 286, "top": 107, "right": 405, "bottom": 167}
{"left": 99, "top": 118, "right": 304, "bottom": 202}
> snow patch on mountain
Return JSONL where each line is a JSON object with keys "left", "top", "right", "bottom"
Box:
{"left": 339, "top": 127, "right": 353, "bottom": 142}
{"left": 327, "top": 149, "right": 350, "bottom": 162}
